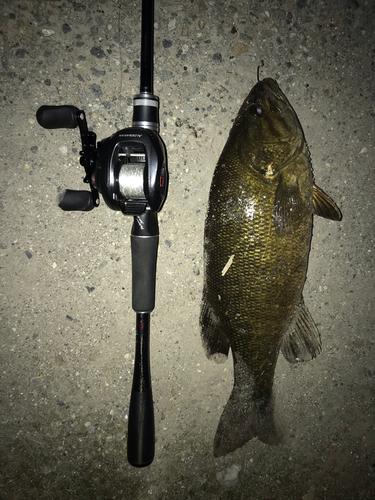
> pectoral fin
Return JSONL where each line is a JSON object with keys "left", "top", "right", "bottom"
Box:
{"left": 313, "top": 184, "right": 342, "bottom": 221}
{"left": 281, "top": 298, "right": 321, "bottom": 363}
{"left": 273, "top": 174, "right": 301, "bottom": 236}
{"left": 200, "top": 288, "right": 230, "bottom": 362}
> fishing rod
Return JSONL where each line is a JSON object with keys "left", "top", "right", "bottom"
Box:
{"left": 36, "top": 0, "right": 168, "bottom": 467}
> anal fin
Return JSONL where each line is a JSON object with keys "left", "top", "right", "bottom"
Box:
{"left": 281, "top": 298, "right": 321, "bottom": 363}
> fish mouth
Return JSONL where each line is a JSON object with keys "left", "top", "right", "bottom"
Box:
{"left": 253, "top": 78, "right": 298, "bottom": 129}
{"left": 249, "top": 78, "right": 305, "bottom": 177}
{"left": 259, "top": 78, "right": 288, "bottom": 104}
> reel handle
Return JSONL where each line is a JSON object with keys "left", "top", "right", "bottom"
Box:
{"left": 36, "top": 105, "right": 80, "bottom": 129}
{"left": 58, "top": 190, "right": 97, "bottom": 212}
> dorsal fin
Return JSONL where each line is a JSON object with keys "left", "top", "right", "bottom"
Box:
{"left": 313, "top": 184, "right": 342, "bottom": 221}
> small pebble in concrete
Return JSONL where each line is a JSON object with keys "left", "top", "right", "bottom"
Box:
{"left": 90, "top": 46, "right": 106, "bottom": 58}
{"left": 216, "top": 464, "right": 242, "bottom": 487}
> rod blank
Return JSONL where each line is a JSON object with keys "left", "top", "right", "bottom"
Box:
{"left": 140, "top": 0, "right": 154, "bottom": 93}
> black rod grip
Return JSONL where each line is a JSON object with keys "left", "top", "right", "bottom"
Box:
{"left": 127, "top": 313, "right": 155, "bottom": 467}
{"left": 58, "top": 190, "right": 95, "bottom": 211}
{"left": 36, "top": 105, "right": 79, "bottom": 129}
{"left": 131, "top": 234, "right": 159, "bottom": 313}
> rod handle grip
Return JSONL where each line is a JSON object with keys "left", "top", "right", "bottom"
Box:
{"left": 127, "top": 389, "right": 155, "bottom": 467}
{"left": 131, "top": 235, "right": 158, "bottom": 313}
{"left": 127, "top": 313, "right": 155, "bottom": 467}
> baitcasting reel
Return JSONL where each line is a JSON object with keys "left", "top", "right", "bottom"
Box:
{"left": 36, "top": 101, "right": 167, "bottom": 216}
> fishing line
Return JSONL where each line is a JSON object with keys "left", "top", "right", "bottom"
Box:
{"left": 257, "top": 60, "right": 264, "bottom": 82}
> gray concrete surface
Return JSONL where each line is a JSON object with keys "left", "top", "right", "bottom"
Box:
{"left": 0, "top": 0, "right": 374, "bottom": 498}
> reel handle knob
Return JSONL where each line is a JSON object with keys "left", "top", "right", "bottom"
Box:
{"left": 58, "top": 189, "right": 97, "bottom": 211}
{"left": 36, "top": 105, "right": 79, "bottom": 129}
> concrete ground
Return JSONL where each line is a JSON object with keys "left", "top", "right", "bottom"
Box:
{"left": 0, "top": 0, "right": 374, "bottom": 498}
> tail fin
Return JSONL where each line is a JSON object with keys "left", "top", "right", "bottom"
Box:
{"left": 213, "top": 352, "right": 283, "bottom": 457}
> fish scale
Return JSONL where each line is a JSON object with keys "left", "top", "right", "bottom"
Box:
{"left": 201, "top": 78, "right": 342, "bottom": 457}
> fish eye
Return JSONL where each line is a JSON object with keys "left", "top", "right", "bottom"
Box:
{"left": 249, "top": 103, "right": 264, "bottom": 118}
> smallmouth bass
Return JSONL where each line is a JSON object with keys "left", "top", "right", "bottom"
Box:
{"left": 200, "top": 77, "right": 342, "bottom": 457}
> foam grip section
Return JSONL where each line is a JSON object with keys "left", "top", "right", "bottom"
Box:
{"left": 131, "top": 235, "right": 159, "bottom": 313}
